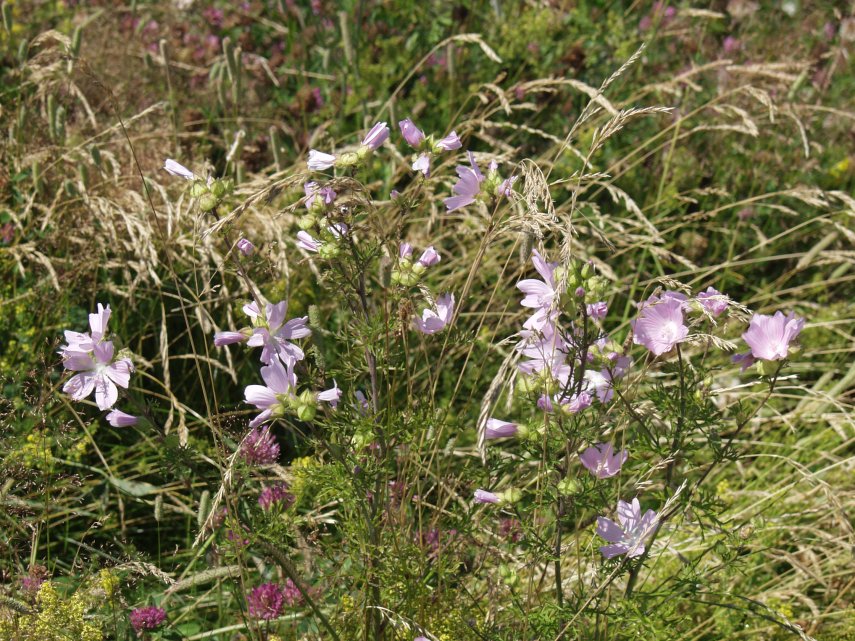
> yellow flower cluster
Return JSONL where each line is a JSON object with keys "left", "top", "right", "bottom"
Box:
{"left": 0, "top": 582, "right": 102, "bottom": 641}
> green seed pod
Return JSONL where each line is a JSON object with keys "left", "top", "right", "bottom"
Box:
{"left": 189, "top": 180, "right": 208, "bottom": 198}
{"left": 197, "top": 490, "right": 211, "bottom": 530}
{"left": 209, "top": 179, "right": 227, "bottom": 199}
{"left": 199, "top": 193, "right": 218, "bottom": 212}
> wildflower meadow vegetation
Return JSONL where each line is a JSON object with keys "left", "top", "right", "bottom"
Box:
{"left": 1, "top": 1, "right": 854, "bottom": 640}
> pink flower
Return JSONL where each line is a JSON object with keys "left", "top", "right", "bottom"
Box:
{"left": 258, "top": 483, "right": 295, "bottom": 511}
{"left": 243, "top": 301, "right": 311, "bottom": 366}
{"left": 214, "top": 330, "right": 249, "bottom": 347}
{"left": 474, "top": 489, "right": 500, "bottom": 504}
{"left": 245, "top": 359, "right": 296, "bottom": 427}
{"left": 579, "top": 443, "right": 628, "bottom": 479}
{"left": 741, "top": 311, "right": 804, "bottom": 361}
{"left": 434, "top": 131, "right": 462, "bottom": 151}
{"left": 304, "top": 181, "right": 336, "bottom": 209}
{"left": 62, "top": 341, "right": 134, "bottom": 411}
{"left": 361, "top": 122, "right": 389, "bottom": 150}
{"left": 444, "top": 152, "right": 485, "bottom": 211}
{"left": 307, "top": 150, "right": 336, "bottom": 170}
{"left": 398, "top": 118, "right": 425, "bottom": 147}
{"left": 586, "top": 301, "right": 608, "bottom": 321}
{"left": 517, "top": 249, "right": 559, "bottom": 316}
{"left": 317, "top": 380, "right": 342, "bottom": 408}
{"left": 61, "top": 302, "right": 111, "bottom": 355}
{"left": 417, "top": 246, "right": 440, "bottom": 267}
{"left": 240, "top": 426, "right": 280, "bottom": 465}
{"left": 596, "top": 498, "right": 658, "bottom": 559}
{"left": 697, "top": 287, "right": 729, "bottom": 317}
{"left": 236, "top": 238, "right": 255, "bottom": 256}
{"left": 414, "top": 293, "right": 455, "bottom": 335}
{"left": 412, "top": 153, "right": 431, "bottom": 177}
{"left": 631, "top": 297, "right": 689, "bottom": 356}
{"left": 247, "top": 583, "right": 285, "bottom": 620}
{"left": 129, "top": 606, "right": 167, "bottom": 634}
{"left": 297, "top": 230, "right": 320, "bottom": 252}
{"left": 731, "top": 351, "right": 755, "bottom": 371}
{"left": 106, "top": 409, "right": 138, "bottom": 427}
{"left": 485, "top": 418, "right": 518, "bottom": 439}
{"left": 163, "top": 158, "right": 195, "bottom": 180}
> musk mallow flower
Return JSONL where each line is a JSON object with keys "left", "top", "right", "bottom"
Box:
{"left": 236, "top": 238, "right": 255, "bottom": 256}
{"left": 485, "top": 418, "right": 519, "bottom": 439}
{"left": 361, "top": 121, "right": 390, "bottom": 150}
{"left": 596, "top": 498, "right": 658, "bottom": 559}
{"left": 399, "top": 118, "right": 425, "bottom": 147}
{"left": 163, "top": 158, "right": 196, "bottom": 180}
{"left": 586, "top": 301, "right": 608, "bottom": 321}
{"left": 741, "top": 311, "right": 805, "bottom": 361}
{"left": 631, "top": 296, "right": 689, "bottom": 356}
{"left": 580, "top": 443, "right": 628, "bottom": 479}
{"left": 61, "top": 302, "right": 112, "bottom": 355}
{"left": 106, "top": 409, "right": 139, "bottom": 427}
{"left": 474, "top": 489, "right": 500, "bottom": 504}
{"left": 296, "top": 230, "right": 321, "bottom": 253}
{"left": 412, "top": 153, "right": 431, "bottom": 177}
{"left": 304, "top": 181, "right": 336, "bottom": 210}
{"left": 434, "top": 131, "right": 462, "bottom": 151}
{"left": 243, "top": 301, "right": 311, "bottom": 366}
{"left": 413, "top": 293, "right": 455, "bottom": 335}
{"left": 62, "top": 341, "right": 134, "bottom": 411}
{"left": 245, "top": 359, "right": 297, "bottom": 427}
{"left": 307, "top": 150, "right": 336, "bottom": 171}
{"left": 416, "top": 246, "right": 440, "bottom": 269}
{"left": 696, "top": 286, "right": 729, "bottom": 317}
{"left": 444, "top": 152, "right": 485, "bottom": 211}
{"left": 317, "top": 380, "right": 342, "bottom": 408}
{"left": 517, "top": 249, "right": 559, "bottom": 314}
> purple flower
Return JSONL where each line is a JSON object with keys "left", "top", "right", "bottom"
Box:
{"left": 361, "top": 122, "right": 390, "bottom": 151}
{"left": 417, "top": 246, "right": 440, "bottom": 268}
{"left": 399, "top": 242, "right": 413, "bottom": 259}
{"left": 247, "top": 583, "right": 285, "bottom": 620}
{"left": 243, "top": 301, "right": 311, "bottom": 366}
{"left": 129, "top": 606, "right": 167, "bottom": 634}
{"left": 485, "top": 418, "right": 518, "bottom": 439}
{"left": 517, "top": 250, "right": 559, "bottom": 319}
{"left": 297, "top": 230, "right": 321, "bottom": 252}
{"left": 697, "top": 287, "right": 729, "bottom": 317}
{"left": 240, "top": 426, "right": 281, "bottom": 466}
{"left": 236, "top": 238, "right": 255, "bottom": 256}
{"left": 742, "top": 311, "right": 804, "bottom": 361}
{"left": 282, "top": 578, "right": 303, "bottom": 605}
{"left": 474, "top": 489, "right": 500, "bottom": 504}
{"left": 587, "top": 301, "right": 608, "bottom": 321}
{"left": 61, "top": 303, "right": 111, "bottom": 355}
{"left": 258, "top": 483, "right": 295, "bottom": 511}
{"left": 596, "top": 498, "right": 658, "bottom": 559}
{"left": 579, "top": 443, "right": 628, "bottom": 479}
{"left": 214, "top": 330, "right": 249, "bottom": 347}
{"left": 434, "top": 131, "right": 462, "bottom": 151}
{"left": 631, "top": 296, "right": 689, "bottom": 356}
{"left": 163, "top": 158, "right": 195, "bottom": 180}
{"left": 444, "top": 152, "right": 485, "bottom": 211}
{"left": 61, "top": 341, "right": 134, "bottom": 410}
{"left": 731, "top": 351, "right": 755, "bottom": 371}
{"left": 245, "top": 359, "right": 296, "bottom": 427}
{"left": 398, "top": 118, "right": 425, "bottom": 147}
{"left": 414, "top": 293, "right": 455, "bottom": 334}
{"left": 106, "top": 409, "right": 138, "bottom": 427}
{"left": 304, "top": 181, "right": 336, "bottom": 209}
{"left": 317, "top": 380, "right": 342, "bottom": 408}
{"left": 412, "top": 153, "right": 431, "bottom": 177}
{"left": 307, "top": 150, "right": 336, "bottom": 171}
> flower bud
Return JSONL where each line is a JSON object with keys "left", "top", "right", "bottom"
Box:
{"left": 499, "top": 488, "right": 522, "bottom": 504}
{"left": 298, "top": 214, "right": 318, "bottom": 230}
{"left": 557, "top": 478, "right": 579, "bottom": 496}
{"left": 210, "top": 179, "right": 227, "bottom": 199}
